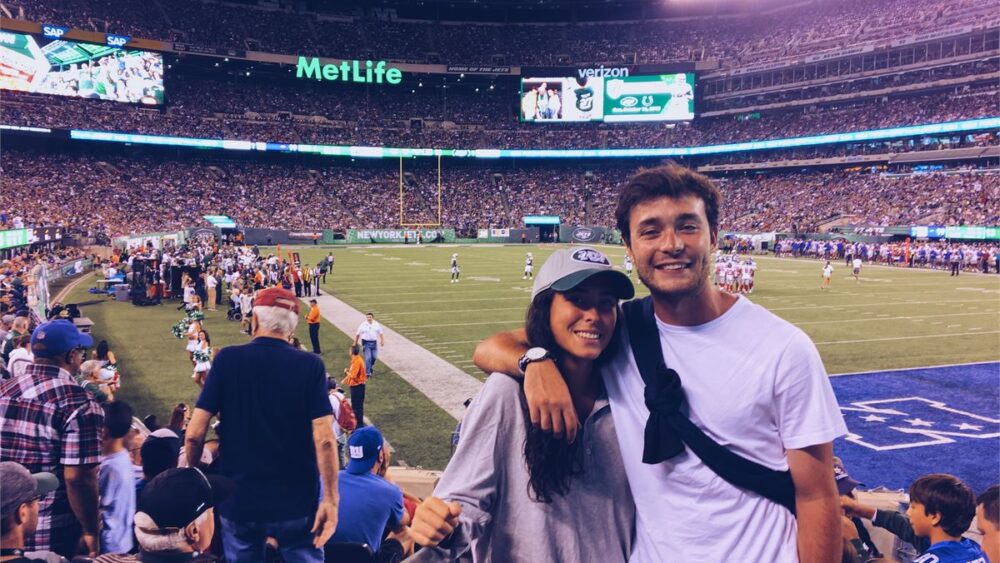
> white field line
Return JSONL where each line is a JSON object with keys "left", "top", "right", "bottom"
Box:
{"left": 814, "top": 330, "right": 1000, "bottom": 345}
{"left": 830, "top": 360, "right": 1000, "bottom": 377}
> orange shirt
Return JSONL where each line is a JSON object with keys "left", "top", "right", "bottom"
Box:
{"left": 307, "top": 305, "right": 321, "bottom": 325}
{"left": 343, "top": 355, "right": 367, "bottom": 387}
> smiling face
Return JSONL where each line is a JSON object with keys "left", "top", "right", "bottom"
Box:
{"left": 626, "top": 195, "right": 716, "bottom": 301}
{"left": 549, "top": 279, "right": 618, "bottom": 363}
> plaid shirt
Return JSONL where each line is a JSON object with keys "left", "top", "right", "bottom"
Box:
{"left": 0, "top": 362, "right": 105, "bottom": 553}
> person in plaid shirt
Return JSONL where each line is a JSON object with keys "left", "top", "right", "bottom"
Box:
{"left": 0, "top": 320, "right": 104, "bottom": 558}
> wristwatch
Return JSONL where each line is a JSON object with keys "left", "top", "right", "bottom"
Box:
{"left": 518, "top": 347, "right": 551, "bottom": 374}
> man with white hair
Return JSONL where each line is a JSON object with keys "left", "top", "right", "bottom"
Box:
{"left": 184, "top": 287, "right": 339, "bottom": 563}
{"left": 93, "top": 467, "right": 234, "bottom": 562}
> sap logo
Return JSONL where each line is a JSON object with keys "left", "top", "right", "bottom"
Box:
{"left": 106, "top": 34, "right": 130, "bottom": 48}
{"left": 577, "top": 65, "right": 629, "bottom": 79}
{"left": 840, "top": 397, "right": 999, "bottom": 451}
{"left": 0, "top": 32, "right": 16, "bottom": 45}
{"left": 42, "top": 25, "right": 68, "bottom": 39}
{"left": 572, "top": 228, "right": 596, "bottom": 241}
{"left": 620, "top": 96, "right": 638, "bottom": 108}
{"left": 571, "top": 248, "right": 610, "bottom": 266}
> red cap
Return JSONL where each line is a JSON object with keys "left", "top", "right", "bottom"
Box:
{"left": 254, "top": 287, "right": 300, "bottom": 314}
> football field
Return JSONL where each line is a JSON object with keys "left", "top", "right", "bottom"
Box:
{"left": 304, "top": 244, "right": 1000, "bottom": 377}
{"left": 65, "top": 244, "right": 999, "bottom": 472}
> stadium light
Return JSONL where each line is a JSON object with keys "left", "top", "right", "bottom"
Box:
{"left": 63, "top": 117, "right": 1000, "bottom": 160}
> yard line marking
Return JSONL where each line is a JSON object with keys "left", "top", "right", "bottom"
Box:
{"left": 830, "top": 360, "right": 1000, "bottom": 377}
{"left": 409, "top": 319, "right": 525, "bottom": 329}
{"left": 815, "top": 331, "right": 1000, "bottom": 345}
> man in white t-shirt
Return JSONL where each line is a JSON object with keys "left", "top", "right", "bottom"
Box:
{"left": 474, "top": 164, "right": 846, "bottom": 563}
{"left": 354, "top": 313, "right": 385, "bottom": 377}
{"left": 852, "top": 257, "right": 863, "bottom": 281}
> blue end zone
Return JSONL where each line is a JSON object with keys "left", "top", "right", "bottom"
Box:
{"left": 830, "top": 362, "right": 999, "bottom": 494}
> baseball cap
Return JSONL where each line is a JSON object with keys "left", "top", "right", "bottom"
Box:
{"left": 833, "top": 456, "right": 863, "bottom": 496}
{"left": 139, "top": 468, "right": 235, "bottom": 529}
{"left": 532, "top": 247, "right": 635, "bottom": 300}
{"left": 31, "top": 319, "right": 93, "bottom": 358}
{"left": 346, "top": 426, "right": 384, "bottom": 475}
{"left": 0, "top": 462, "right": 58, "bottom": 518}
{"left": 253, "top": 287, "right": 300, "bottom": 314}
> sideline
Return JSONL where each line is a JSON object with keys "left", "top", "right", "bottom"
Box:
{"left": 52, "top": 271, "right": 95, "bottom": 305}
{"left": 304, "top": 294, "right": 483, "bottom": 420}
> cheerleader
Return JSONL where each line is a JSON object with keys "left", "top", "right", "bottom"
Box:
{"left": 191, "top": 330, "right": 214, "bottom": 388}
{"left": 185, "top": 316, "right": 202, "bottom": 364}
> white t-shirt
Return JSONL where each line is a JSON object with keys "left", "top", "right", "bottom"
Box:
{"left": 357, "top": 321, "right": 383, "bottom": 343}
{"left": 206, "top": 275, "right": 217, "bottom": 289}
{"left": 183, "top": 286, "right": 195, "bottom": 304}
{"left": 328, "top": 393, "right": 345, "bottom": 440}
{"left": 823, "top": 265, "right": 834, "bottom": 278}
{"left": 852, "top": 258, "right": 862, "bottom": 270}
{"left": 602, "top": 296, "right": 847, "bottom": 562}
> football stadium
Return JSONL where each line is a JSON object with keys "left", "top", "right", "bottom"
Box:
{"left": 0, "top": 0, "right": 998, "bottom": 560}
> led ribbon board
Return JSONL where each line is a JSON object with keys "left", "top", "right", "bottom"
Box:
{"left": 65, "top": 117, "right": 1000, "bottom": 159}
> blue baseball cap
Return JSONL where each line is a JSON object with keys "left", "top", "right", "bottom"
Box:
{"left": 31, "top": 319, "right": 93, "bottom": 358}
{"left": 346, "top": 426, "right": 384, "bottom": 475}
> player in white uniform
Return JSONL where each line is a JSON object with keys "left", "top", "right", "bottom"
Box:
{"left": 740, "top": 259, "right": 755, "bottom": 294}
{"left": 852, "top": 257, "right": 863, "bottom": 281}
{"left": 450, "top": 253, "right": 461, "bottom": 283}
{"left": 821, "top": 261, "right": 834, "bottom": 290}
{"left": 724, "top": 259, "right": 737, "bottom": 293}
{"left": 523, "top": 252, "right": 534, "bottom": 280}
{"left": 714, "top": 256, "right": 725, "bottom": 288}
{"left": 624, "top": 254, "right": 634, "bottom": 278}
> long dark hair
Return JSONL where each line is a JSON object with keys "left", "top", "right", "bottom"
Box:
{"left": 520, "top": 288, "right": 620, "bottom": 503}
{"left": 96, "top": 340, "right": 110, "bottom": 360}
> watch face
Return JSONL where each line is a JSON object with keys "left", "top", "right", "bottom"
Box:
{"left": 527, "top": 348, "right": 547, "bottom": 360}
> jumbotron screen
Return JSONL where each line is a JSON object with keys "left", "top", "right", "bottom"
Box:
{"left": 0, "top": 31, "right": 164, "bottom": 105}
{"left": 520, "top": 72, "right": 695, "bottom": 123}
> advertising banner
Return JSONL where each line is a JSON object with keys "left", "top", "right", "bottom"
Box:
{"left": 347, "top": 229, "right": 456, "bottom": 243}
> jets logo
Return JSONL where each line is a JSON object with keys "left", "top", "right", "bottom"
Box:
{"left": 571, "top": 248, "right": 610, "bottom": 266}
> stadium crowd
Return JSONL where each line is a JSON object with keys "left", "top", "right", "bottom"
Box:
{"left": 2, "top": 148, "right": 997, "bottom": 237}
{"left": 2, "top": 81, "right": 997, "bottom": 151}
{"left": 4, "top": 0, "right": 994, "bottom": 68}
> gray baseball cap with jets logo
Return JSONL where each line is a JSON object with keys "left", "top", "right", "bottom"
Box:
{"left": 532, "top": 247, "right": 635, "bottom": 300}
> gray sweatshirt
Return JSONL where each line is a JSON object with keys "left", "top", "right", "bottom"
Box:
{"left": 409, "top": 372, "right": 634, "bottom": 562}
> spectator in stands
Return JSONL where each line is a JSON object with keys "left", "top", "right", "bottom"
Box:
{"left": 78, "top": 360, "right": 114, "bottom": 404}
{"left": 99, "top": 401, "right": 136, "bottom": 555}
{"left": 976, "top": 485, "right": 999, "bottom": 563}
{"left": 183, "top": 287, "right": 338, "bottom": 563}
{"left": 326, "top": 426, "right": 410, "bottom": 558}
{"left": 167, "top": 403, "right": 190, "bottom": 437}
{"left": 0, "top": 462, "right": 62, "bottom": 563}
{"left": 136, "top": 430, "right": 181, "bottom": 499}
{"left": 91, "top": 340, "right": 117, "bottom": 366}
{"left": 94, "top": 467, "right": 235, "bottom": 563}
{"left": 1, "top": 317, "right": 30, "bottom": 368}
{"left": 411, "top": 247, "right": 634, "bottom": 561}
{"left": 6, "top": 335, "right": 33, "bottom": 380}
{"left": 842, "top": 473, "right": 986, "bottom": 560}
{"left": 342, "top": 345, "right": 367, "bottom": 428}
{"left": 0, "top": 320, "right": 103, "bottom": 558}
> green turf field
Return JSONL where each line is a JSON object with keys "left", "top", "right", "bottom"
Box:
{"left": 62, "top": 244, "right": 999, "bottom": 471}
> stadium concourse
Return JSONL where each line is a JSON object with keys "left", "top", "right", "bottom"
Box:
{"left": 1, "top": 0, "right": 999, "bottom": 561}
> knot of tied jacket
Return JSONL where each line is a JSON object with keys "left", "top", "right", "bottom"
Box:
{"left": 642, "top": 365, "right": 687, "bottom": 464}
